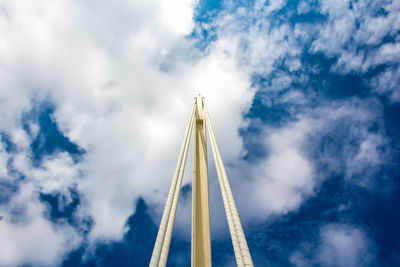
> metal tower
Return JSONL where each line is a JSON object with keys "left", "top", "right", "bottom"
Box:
{"left": 149, "top": 97, "right": 253, "bottom": 267}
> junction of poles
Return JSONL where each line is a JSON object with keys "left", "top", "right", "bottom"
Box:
{"left": 149, "top": 97, "right": 253, "bottom": 267}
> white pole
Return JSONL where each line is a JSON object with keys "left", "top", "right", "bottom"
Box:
{"left": 158, "top": 105, "right": 195, "bottom": 267}
{"left": 149, "top": 104, "right": 195, "bottom": 267}
{"left": 204, "top": 103, "right": 254, "bottom": 267}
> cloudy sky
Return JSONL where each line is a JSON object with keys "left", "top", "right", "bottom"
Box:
{"left": 0, "top": 0, "right": 399, "bottom": 266}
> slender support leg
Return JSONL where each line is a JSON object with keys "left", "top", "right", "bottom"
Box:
{"left": 192, "top": 97, "right": 212, "bottom": 267}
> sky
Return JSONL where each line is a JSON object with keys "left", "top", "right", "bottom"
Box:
{"left": 0, "top": 0, "right": 399, "bottom": 266}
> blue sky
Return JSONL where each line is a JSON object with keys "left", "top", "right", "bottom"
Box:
{"left": 0, "top": 0, "right": 399, "bottom": 266}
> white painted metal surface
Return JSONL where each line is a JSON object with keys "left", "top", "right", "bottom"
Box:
{"left": 191, "top": 97, "right": 212, "bottom": 267}
{"left": 204, "top": 104, "right": 254, "bottom": 267}
{"left": 149, "top": 104, "right": 195, "bottom": 267}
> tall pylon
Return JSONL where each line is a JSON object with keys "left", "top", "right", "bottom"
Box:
{"left": 192, "top": 97, "right": 212, "bottom": 267}
{"left": 149, "top": 97, "right": 253, "bottom": 267}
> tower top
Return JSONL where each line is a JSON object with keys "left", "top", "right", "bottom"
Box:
{"left": 194, "top": 95, "right": 205, "bottom": 103}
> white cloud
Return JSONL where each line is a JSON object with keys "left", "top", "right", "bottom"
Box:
{"left": 314, "top": 100, "right": 390, "bottom": 189}
{"left": 363, "top": 42, "right": 400, "bottom": 71}
{"left": 290, "top": 224, "right": 374, "bottom": 267}
{"left": 0, "top": 139, "right": 8, "bottom": 178}
{"left": 0, "top": 215, "right": 80, "bottom": 266}
{"left": 311, "top": 0, "right": 356, "bottom": 56}
{"left": 309, "top": 0, "right": 400, "bottom": 101}
{"left": 297, "top": 0, "right": 311, "bottom": 14}
{"left": 0, "top": 0, "right": 255, "bottom": 263}
{"left": 0, "top": 129, "right": 83, "bottom": 266}
{"left": 315, "top": 224, "right": 374, "bottom": 267}
{"left": 0, "top": 0, "right": 397, "bottom": 264}
{"left": 248, "top": 118, "right": 315, "bottom": 217}
{"left": 0, "top": 183, "right": 81, "bottom": 266}
{"left": 257, "top": 0, "right": 286, "bottom": 13}
{"left": 332, "top": 50, "right": 365, "bottom": 74}
{"left": 207, "top": 3, "right": 301, "bottom": 77}
{"left": 370, "top": 66, "right": 400, "bottom": 103}
{"left": 232, "top": 98, "right": 390, "bottom": 222}
{"left": 312, "top": 0, "right": 400, "bottom": 60}
{"left": 345, "top": 132, "right": 388, "bottom": 187}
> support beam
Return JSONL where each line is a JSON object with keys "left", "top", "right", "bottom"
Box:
{"left": 191, "top": 97, "right": 212, "bottom": 267}
{"left": 149, "top": 104, "right": 195, "bottom": 267}
{"left": 204, "top": 104, "right": 254, "bottom": 267}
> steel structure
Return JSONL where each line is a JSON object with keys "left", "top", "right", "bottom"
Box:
{"left": 149, "top": 97, "right": 253, "bottom": 267}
